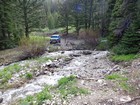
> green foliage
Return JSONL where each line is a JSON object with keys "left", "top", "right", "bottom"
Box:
{"left": 108, "top": 0, "right": 140, "bottom": 55}
{"left": 58, "top": 76, "right": 88, "bottom": 99}
{"left": 105, "top": 73, "right": 128, "bottom": 81}
{"left": 17, "top": 76, "right": 88, "bottom": 104}
{"left": 34, "top": 57, "right": 53, "bottom": 63}
{"left": 20, "top": 86, "right": 52, "bottom": 105}
{"left": 96, "top": 39, "right": 108, "bottom": 51}
{"left": 19, "top": 36, "right": 48, "bottom": 59}
{"left": 119, "top": 81, "right": 133, "bottom": 92}
{"left": 25, "top": 73, "right": 33, "bottom": 80}
{"left": 106, "top": 73, "right": 133, "bottom": 92}
{"left": 58, "top": 75, "right": 76, "bottom": 87}
{"left": 111, "top": 54, "right": 137, "bottom": 62}
{"left": 0, "top": 64, "right": 21, "bottom": 84}
{"left": 112, "top": 31, "right": 140, "bottom": 55}
{"left": 112, "top": 0, "right": 123, "bottom": 17}
{"left": 47, "top": 12, "right": 60, "bottom": 29}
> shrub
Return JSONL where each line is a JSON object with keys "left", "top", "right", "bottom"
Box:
{"left": 79, "top": 29, "right": 100, "bottom": 48}
{"left": 112, "top": 31, "right": 140, "bottom": 55}
{"left": 19, "top": 36, "right": 48, "bottom": 59}
{"left": 25, "top": 72, "right": 33, "bottom": 80}
{"left": 96, "top": 39, "right": 109, "bottom": 51}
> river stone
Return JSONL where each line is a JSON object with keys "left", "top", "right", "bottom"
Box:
{"left": 120, "top": 96, "right": 131, "bottom": 102}
{"left": 0, "top": 98, "right": 3, "bottom": 103}
{"left": 82, "top": 51, "right": 92, "bottom": 55}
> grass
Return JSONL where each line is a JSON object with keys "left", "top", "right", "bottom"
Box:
{"left": 17, "top": 76, "right": 88, "bottom": 105}
{"left": 19, "top": 86, "right": 52, "bottom": 105}
{"left": 0, "top": 64, "right": 21, "bottom": 85}
{"left": 111, "top": 54, "right": 138, "bottom": 62}
{"left": 33, "top": 57, "right": 53, "bottom": 63}
{"left": 105, "top": 73, "right": 133, "bottom": 92}
{"left": 41, "top": 26, "right": 76, "bottom": 33}
{"left": 119, "top": 81, "right": 133, "bottom": 92}
{"left": 105, "top": 73, "right": 128, "bottom": 81}
{"left": 57, "top": 76, "right": 88, "bottom": 99}
{"left": 25, "top": 72, "right": 33, "bottom": 80}
{"left": 0, "top": 48, "right": 23, "bottom": 66}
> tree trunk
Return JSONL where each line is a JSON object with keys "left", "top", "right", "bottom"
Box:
{"left": 84, "top": 0, "right": 88, "bottom": 29}
{"left": 23, "top": 0, "right": 29, "bottom": 37}
{"left": 88, "top": 0, "right": 93, "bottom": 28}
{"left": 65, "top": 13, "right": 69, "bottom": 35}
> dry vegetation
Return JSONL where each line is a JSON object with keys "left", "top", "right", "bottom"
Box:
{"left": 79, "top": 29, "right": 100, "bottom": 48}
{"left": 0, "top": 36, "right": 49, "bottom": 66}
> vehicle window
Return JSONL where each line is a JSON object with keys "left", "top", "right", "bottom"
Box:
{"left": 51, "top": 36, "right": 58, "bottom": 38}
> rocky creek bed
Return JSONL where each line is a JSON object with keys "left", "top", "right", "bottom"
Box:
{"left": 0, "top": 50, "right": 139, "bottom": 105}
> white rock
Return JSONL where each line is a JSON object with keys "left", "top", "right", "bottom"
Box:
{"left": 120, "top": 96, "right": 131, "bottom": 102}
{"left": 138, "top": 84, "right": 140, "bottom": 88}
{"left": 0, "top": 91, "right": 2, "bottom": 96}
{"left": 45, "top": 100, "right": 51, "bottom": 105}
{"left": 81, "top": 80, "right": 85, "bottom": 85}
{"left": 97, "top": 79, "right": 104, "bottom": 84}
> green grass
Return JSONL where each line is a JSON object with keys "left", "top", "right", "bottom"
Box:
{"left": 58, "top": 76, "right": 88, "bottom": 99}
{"left": 30, "top": 35, "right": 50, "bottom": 41}
{"left": 0, "top": 64, "right": 21, "bottom": 84}
{"left": 41, "top": 26, "right": 76, "bottom": 33}
{"left": 18, "top": 76, "right": 88, "bottom": 105}
{"left": 106, "top": 73, "right": 133, "bottom": 92}
{"left": 25, "top": 72, "right": 33, "bottom": 80}
{"left": 34, "top": 57, "right": 53, "bottom": 63}
{"left": 58, "top": 75, "right": 76, "bottom": 87}
{"left": 119, "top": 81, "right": 133, "bottom": 92}
{"left": 105, "top": 73, "right": 128, "bottom": 81}
{"left": 111, "top": 54, "right": 137, "bottom": 62}
{"left": 20, "top": 86, "right": 52, "bottom": 105}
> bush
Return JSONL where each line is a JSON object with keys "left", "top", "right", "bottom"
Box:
{"left": 25, "top": 72, "right": 33, "bottom": 80}
{"left": 19, "top": 36, "right": 48, "bottom": 59}
{"left": 112, "top": 31, "right": 140, "bottom": 55}
{"left": 96, "top": 39, "right": 109, "bottom": 51}
{"left": 79, "top": 29, "right": 100, "bottom": 48}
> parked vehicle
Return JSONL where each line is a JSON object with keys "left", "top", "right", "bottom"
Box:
{"left": 50, "top": 34, "right": 61, "bottom": 44}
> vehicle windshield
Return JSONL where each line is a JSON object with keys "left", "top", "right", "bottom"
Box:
{"left": 51, "top": 35, "right": 59, "bottom": 38}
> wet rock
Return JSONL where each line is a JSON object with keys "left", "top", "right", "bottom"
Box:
{"left": 61, "top": 51, "right": 65, "bottom": 54}
{"left": 101, "top": 70, "right": 109, "bottom": 74}
{"left": 0, "top": 92, "right": 2, "bottom": 96}
{"left": 112, "top": 65, "right": 121, "bottom": 71}
{"left": 47, "top": 63, "right": 58, "bottom": 68}
{"left": 83, "top": 102, "right": 88, "bottom": 105}
{"left": 120, "top": 96, "right": 131, "bottom": 102}
{"left": 0, "top": 98, "right": 3, "bottom": 103}
{"left": 45, "top": 100, "right": 51, "bottom": 105}
{"left": 69, "top": 54, "right": 81, "bottom": 57}
{"left": 82, "top": 51, "right": 92, "bottom": 55}
{"left": 97, "top": 79, "right": 104, "bottom": 84}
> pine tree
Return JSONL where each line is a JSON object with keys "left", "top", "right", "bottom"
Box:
{"left": 110, "top": 0, "right": 140, "bottom": 54}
